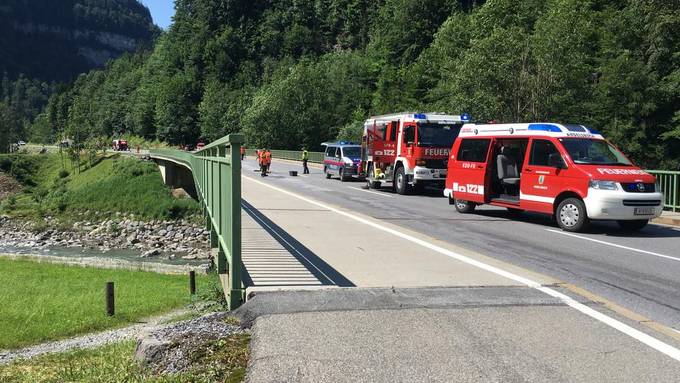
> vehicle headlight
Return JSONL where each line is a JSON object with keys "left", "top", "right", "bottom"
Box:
{"left": 589, "top": 180, "right": 619, "bottom": 191}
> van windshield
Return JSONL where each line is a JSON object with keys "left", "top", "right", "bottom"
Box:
{"left": 343, "top": 147, "right": 361, "bottom": 158}
{"left": 416, "top": 123, "right": 461, "bottom": 148}
{"left": 559, "top": 138, "right": 632, "bottom": 166}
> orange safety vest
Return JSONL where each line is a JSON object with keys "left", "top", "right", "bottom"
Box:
{"left": 263, "top": 151, "right": 272, "bottom": 165}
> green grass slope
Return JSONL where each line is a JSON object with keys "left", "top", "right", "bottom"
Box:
{"left": 0, "top": 153, "right": 201, "bottom": 222}
{"left": 0, "top": 258, "right": 208, "bottom": 349}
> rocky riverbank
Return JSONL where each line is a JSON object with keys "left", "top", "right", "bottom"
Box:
{"left": 0, "top": 213, "right": 211, "bottom": 260}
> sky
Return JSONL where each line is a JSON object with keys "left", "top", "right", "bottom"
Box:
{"left": 139, "top": 0, "right": 175, "bottom": 30}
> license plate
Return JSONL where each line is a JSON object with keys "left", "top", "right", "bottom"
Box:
{"left": 634, "top": 207, "right": 655, "bottom": 215}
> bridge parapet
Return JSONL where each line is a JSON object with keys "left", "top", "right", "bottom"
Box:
{"left": 150, "top": 135, "right": 244, "bottom": 309}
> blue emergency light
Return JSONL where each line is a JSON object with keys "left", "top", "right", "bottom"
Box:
{"left": 528, "top": 123, "right": 562, "bottom": 133}
{"left": 587, "top": 127, "right": 601, "bottom": 135}
{"left": 461, "top": 113, "right": 471, "bottom": 122}
{"left": 413, "top": 113, "right": 427, "bottom": 120}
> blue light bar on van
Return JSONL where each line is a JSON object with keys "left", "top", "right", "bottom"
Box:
{"left": 587, "top": 127, "right": 601, "bottom": 135}
{"left": 413, "top": 113, "right": 427, "bottom": 120}
{"left": 528, "top": 123, "right": 562, "bottom": 133}
{"left": 461, "top": 113, "right": 471, "bottom": 122}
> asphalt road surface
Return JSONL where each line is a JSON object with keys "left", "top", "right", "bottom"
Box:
{"left": 243, "top": 158, "right": 680, "bottom": 333}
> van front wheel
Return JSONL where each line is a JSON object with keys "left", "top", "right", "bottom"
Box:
{"left": 454, "top": 199, "right": 476, "bottom": 214}
{"left": 556, "top": 198, "right": 589, "bottom": 232}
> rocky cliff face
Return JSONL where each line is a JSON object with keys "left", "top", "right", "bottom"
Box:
{"left": 0, "top": 0, "right": 159, "bottom": 81}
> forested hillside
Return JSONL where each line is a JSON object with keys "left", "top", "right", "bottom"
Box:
{"left": 0, "top": 0, "right": 158, "bottom": 150}
{"left": 30, "top": 0, "right": 680, "bottom": 168}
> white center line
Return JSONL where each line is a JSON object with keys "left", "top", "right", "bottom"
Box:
{"left": 243, "top": 175, "right": 680, "bottom": 362}
{"left": 546, "top": 229, "right": 680, "bottom": 263}
{"left": 348, "top": 186, "right": 393, "bottom": 198}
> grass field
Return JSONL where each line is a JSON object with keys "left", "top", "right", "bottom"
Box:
{"left": 0, "top": 335, "right": 249, "bottom": 383}
{"left": 0, "top": 258, "right": 210, "bottom": 350}
{"left": 0, "top": 153, "right": 201, "bottom": 222}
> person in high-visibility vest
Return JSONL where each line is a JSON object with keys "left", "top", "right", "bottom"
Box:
{"left": 264, "top": 149, "right": 272, "bottom": 173}
{"left": 258, "top": 149, "right": 267, "bottom": 176}
{"left": 301, "top": 148, "right": 309, "bottom": 174}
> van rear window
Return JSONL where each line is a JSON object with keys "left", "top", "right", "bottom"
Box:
{"left": 457, "top": 139, "right": 490, "bottom": 163}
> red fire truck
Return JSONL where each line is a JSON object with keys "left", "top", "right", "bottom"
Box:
{"left": 362, "top": 112, "right": 470, "bottom": 194}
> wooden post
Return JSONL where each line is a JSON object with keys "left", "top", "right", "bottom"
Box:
{"left": 106, "top": 282, "right": 114, "bottom": 316}
{"left": 189, "top": 271, "right": 196, "bottom": 295}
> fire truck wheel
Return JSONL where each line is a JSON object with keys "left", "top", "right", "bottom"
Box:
{"left": 395, "top": 167, "right": 411, "bottom": 195}
{"left": 324, "top": 167, "right": 332, "bottom": 179}
{"left": 367, "top": 167, "right": 380, "bottom": 189}
{"left": 617, "top": 219, "right": 648, "bottom": 231}
{"left": 556, "top": 198, "right": 590, "bottom": 232}
{"left": 454, "top": 199, "right": 476, "bottom": 213}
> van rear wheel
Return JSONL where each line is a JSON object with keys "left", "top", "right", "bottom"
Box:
{"left": 556, "top": 198, "right": 589, "bottom": 232}
{"left": 454, "top": 199, "right": 476, "bottom": 214}
{"left": 617, "top": 219, "right": 648, "bottom": 231}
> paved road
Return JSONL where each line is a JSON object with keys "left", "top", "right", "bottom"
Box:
{"left": 242, "top": 158, "right": 680, "bottom": 333}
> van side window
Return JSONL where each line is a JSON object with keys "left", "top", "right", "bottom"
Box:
{"left": 325, "top": 146, "right": 336, "bottom": 157}
{"left": 335, "top": 147, "right": 341, "bottom": 158}
{"left": 529, "top": 140, "right": 560, "bottom": 167}
{"left": 457, "top": 139, "right": 490, "bottom": 162}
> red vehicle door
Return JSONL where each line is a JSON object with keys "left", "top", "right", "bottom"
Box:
{"left": 520, "top": 138, "right": 566, "bottom": 214}
{"left": 451, "top": 138, "right": 492, "bottom": 204}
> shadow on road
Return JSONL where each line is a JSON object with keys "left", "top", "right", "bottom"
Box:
{"left": 241, "top": 200, "right": 355, "bottom": 288}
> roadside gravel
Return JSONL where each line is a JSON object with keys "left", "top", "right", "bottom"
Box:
{"left": 0, "top": 309, "right": 189, "bottom": 365}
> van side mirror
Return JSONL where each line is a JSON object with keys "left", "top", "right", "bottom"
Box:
{"left": 548, "top": 153, "right": 566, "bottom": 169}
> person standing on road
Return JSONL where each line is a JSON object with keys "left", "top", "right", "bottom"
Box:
{"left": 301, "top": 147, "right": 310, "bottom": 174}
{"left": 240, "top": 146, "right": 246, "bottom": 160}
{"left": 264, "top": 149, "right": 272, "bottom": 173}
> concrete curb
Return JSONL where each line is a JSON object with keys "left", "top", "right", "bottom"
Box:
{"left": 652, "top": 214, "right": 680, "bottom": 227}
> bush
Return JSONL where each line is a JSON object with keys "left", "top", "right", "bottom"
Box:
{"left": 58, "top": 169, "right": 69, "bottom": 178}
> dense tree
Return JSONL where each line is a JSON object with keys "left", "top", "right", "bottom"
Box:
{"left": 21, "top": 0, "right": 680, "bottom": 168}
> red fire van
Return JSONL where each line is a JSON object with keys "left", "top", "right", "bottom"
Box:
{"left": 444, "top": 123, "right": 663, "bottom": 232}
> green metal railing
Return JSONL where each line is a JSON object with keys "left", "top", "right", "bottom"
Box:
{"left": 647, "top": 170, "right": 679, "bottom": 212}
{"left": 150, "top": 134, "right": 244, "bottom": 309}
{"left": 245, "top": 148, "right": 324, "bottom": 163}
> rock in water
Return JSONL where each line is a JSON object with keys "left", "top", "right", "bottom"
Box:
{"left": 141, "top": 249, "right": 161, "bottom": 258}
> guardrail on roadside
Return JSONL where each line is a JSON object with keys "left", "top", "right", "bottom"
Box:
{"left": 150, "top": 134, "right": 245, "bottom": 309}
{"left": 647, "top": 170, "right": 679, "bottom": 212}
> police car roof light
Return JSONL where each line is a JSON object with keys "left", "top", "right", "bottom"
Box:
{"left": 413, "top": 113, "right": 427, "bottom": 120}
{"left": 461, "top": 113, "right": 471, "bottom": 121}
{"left": 528, "top": 123, "right": 562, "bottom": 133}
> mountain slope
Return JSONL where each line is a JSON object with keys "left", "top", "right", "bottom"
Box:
{"left": 0, "top": 0, "right": 159, "bottom": 82}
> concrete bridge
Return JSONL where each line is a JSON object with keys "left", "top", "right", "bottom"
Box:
{"left": 149, "top": 140, "right": 680, "bottom": 381}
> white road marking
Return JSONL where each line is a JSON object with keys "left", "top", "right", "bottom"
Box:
{"left": 348, "top": 186, "right": 393, "bottom": 198}
{"left": 243, "top": 175, "right": 680, "bottom": 362}
{"left": 546, "top": 229, "right": 680, "bottom": 263}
